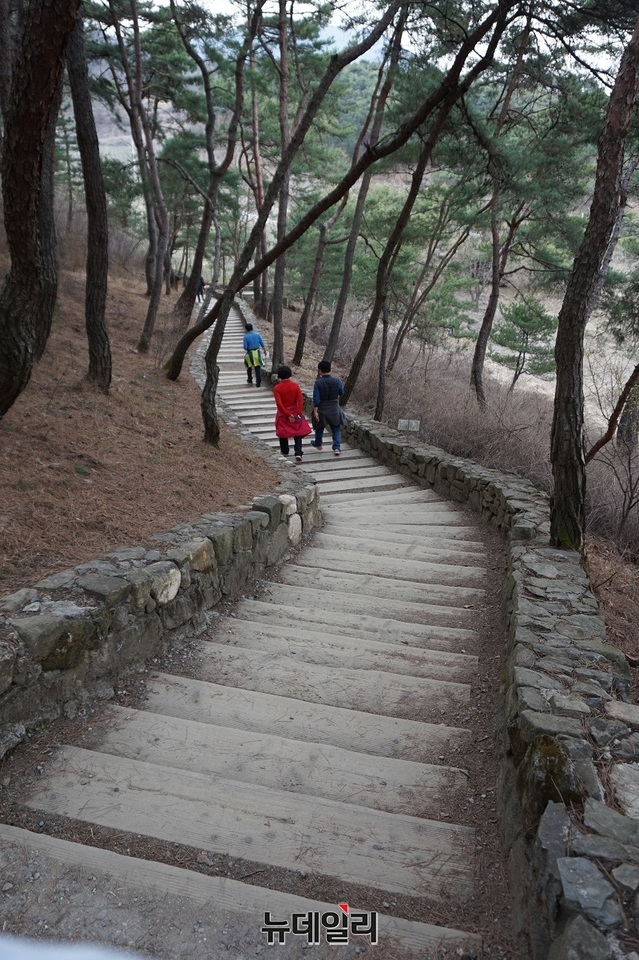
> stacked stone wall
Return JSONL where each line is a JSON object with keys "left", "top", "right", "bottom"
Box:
{"left": 344, "top": 414, "right": 638, "bottom": 960}
{"left": 0, "top": 470, "right": 321, "bottom": 760}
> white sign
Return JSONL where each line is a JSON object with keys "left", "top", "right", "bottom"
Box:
{"left": 398, "top": 419, "right": 421, "bottom": 432}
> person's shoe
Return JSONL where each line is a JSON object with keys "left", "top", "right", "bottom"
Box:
{"left": 295, "top": 455, "right": 303, "bottom": 463}
{"left": 310, "top": 441, "right": 323, "bottom": 451}
{"left": 334, "top": 449, "right": 341, "bottom": 456}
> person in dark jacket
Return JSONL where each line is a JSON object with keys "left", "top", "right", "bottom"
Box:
{"left": 311, "top": 359, "right": 345, "bottom": 455}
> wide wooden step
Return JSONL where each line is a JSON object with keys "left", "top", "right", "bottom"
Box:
{"left": 27, "top": 747, "right": 474, "bottom": 898}
{"left": 0, "top": 825, "right": 482, "bottom": 956}
{"left": 192, "top": 641, "right": 470, "bottom": 715}
{"left": 233, "top": 598, "right": 477, "bottom": 649}
{"left": 144, "top": 674, "right": 470, "bottom": 762}
{"left": 95, "top": 706, "right": 468, "bottom": 817}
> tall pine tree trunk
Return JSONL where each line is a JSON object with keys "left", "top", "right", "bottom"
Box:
{"left": 550, "top": 15, "right": 639, "bottom": 550}
{"left": 0, "top": 0, "right": 81, "bottom": 418}
{"left": 67, "top": 18, "right": 112, "bottom": 391}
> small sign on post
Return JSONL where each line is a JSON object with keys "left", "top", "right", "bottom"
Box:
{"left": 398, "top": 419, "right": 421, "bottom": 433}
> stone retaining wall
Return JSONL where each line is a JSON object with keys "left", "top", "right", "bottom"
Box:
{"left": 344, "top": 414, "right": 639, "bottom": 960}
{"left": 0, "top": 469, "right": 321, "bottom": 760}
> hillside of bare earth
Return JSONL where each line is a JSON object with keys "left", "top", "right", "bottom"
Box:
{"left": 0, "top": 269, "right": 279, "bottom": 598}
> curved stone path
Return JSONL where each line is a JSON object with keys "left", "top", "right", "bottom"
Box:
{"left": 5, "top": 309, "right": 499, "bottom": 957}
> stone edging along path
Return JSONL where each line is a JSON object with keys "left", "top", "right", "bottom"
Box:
{"left": 343, "top": 414, "right": 639, "bottom": 960}
{"left": 0, "top": 460, "right": 321, "bottom": 757}
{"left": 0, "top": 342, "right": 637, "bottom": 958}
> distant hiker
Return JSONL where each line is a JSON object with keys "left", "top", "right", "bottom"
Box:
{"left": 311, "top": 359, "right": 345, "bottom": 455}
{"left": 196, "top": 276, "right": 205, "bottom": 301}
{"left": 243, "top": 322, "right": 267, "bottom": 387}
{"left": 273, "top": 365, "right": 312, "bottom": 462}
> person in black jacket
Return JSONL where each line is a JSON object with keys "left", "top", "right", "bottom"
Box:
{"left": 311, "top": 359, "right": 345, "bottom": 455}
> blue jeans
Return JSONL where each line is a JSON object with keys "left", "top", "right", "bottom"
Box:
{"left": 314, "top": 422, "right": 340, "bottom": 451}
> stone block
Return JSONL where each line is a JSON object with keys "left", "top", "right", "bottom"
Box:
{"left": 266, "top": 522, "right": 290, "bottom": 566}
{"left": 0, "top": 589, "right": 39, "bottom": 614}
{"left": 0, "top": 723, "right": 26, "bottom": 761}
{"left": 220, "top": 555, "right": 253, "bottom": 598}
{"left": 610, "top": 763, "right": 639, "bottom": 820}
{"left": 287, "top": 513, "right": 303, "bottom": 546}
{"left": 514, "top": 667, "right": 566, "bottom": 693}
{"left": 584, "top": 798, "right": 639, "bottom": 846}
{"left": 76, "top": 574, "right": 132, "bottom": 607}
{"left": 612, "top": 864, "right": 639, "bottom": 892}
{"left": 0, "top": 644, "right": 16, "bottom": 695}
{"left": 205, "top": 526, "right": 234, "bottom": 567}
{"left": 533, "top": 801, "right": 571, "bottom": 920}
{"left": 570, "top": 832, "right": 639, "bottom": 863}
{"left": 506, "top": 684, "right": 549, "bottom": 721}
{"left": 519, "top": 711, "right": 584, "bottom": 742}
{"left": 159, "top": 594, "right": 196, "bottom": 631}
{"left": 167, "top": 538, "right": 215, "bottom": 574}
{"left": 557, "top": 857, "right": 623, "bottom": 928}
{"left": 612, "top": 734, "right": 639, "bottom": 762}
{"left": 517, "top": 736, "right": 585, "bottom": 827}
{"left": 252, "top": 495, "right": 283, "bottom": 528}
{"left": 550, "top": 694, "right": 590, "bottom": 718}
{"left": 147, "top": 562, "right": 181, "bottom": 605}
{"left": 572, "top": 760, "right": 603, "bottom": 800}
{"left": 590, "top": 718, "right": 630, "bottom": 747}
{"left": 278, "top": 493, "right": 298, "bottom": 517}
{"left": 124, "top": 569, "right": 153, "bottom": 615}
{"left": 606, "top": 701, "right": 639, "bottom": 728}
{"left": 11, "top": 614, "right": 98, "bottom": 668}
{"left": 233, "top": 519, "right": 254, "bottom": 553}
{"left": 245, "top": 510, "right": 270, "bottom": 533}
{"left": 547, "top": 914, "right": 613, "bottom": 960}
{"left": 34, "top": 570, "right": 77, "bottom": 590}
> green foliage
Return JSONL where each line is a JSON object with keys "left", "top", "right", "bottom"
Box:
{"left": 410, "top": 276, "right": 476, "bottom": 347}
{"left": 101, "top": 158, "right": 144, "bottom": 231}
{"left": 490, "top": 296, "right": 557, "bottom": 387}
{"left": 601, "top": 268, "right": 639, "bottom": 351}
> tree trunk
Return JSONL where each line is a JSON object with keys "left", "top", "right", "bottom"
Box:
{"left": 323, "top": 17, "right": 405, "bottom": 363}
{"left": 550, "top": 14, "right": 639, "bottom": 549}
{"left": 35, "top": 79, "right": 63, "bottom": 362}
{"left": 0, "top": 0, "right": 81, "bottom": 418}
{"left": 0, "top": 0, "right": 13, "bottom": 120}
{"left": 293, "top": 223, "right": 327, "bottom": 365}
{"left": 585, "top": 364, "right": 639, "bottom": 461}
{"left": 67, "top": 17, "right": 112, "bottom": 392}
{"left": 470, "top": 189, "right": 501, "bottom": 405}
{"left": 374, "top": 300, "right": 389, "bottom": 421}
{"left": 343, "top": 144, "right": 430, "bottom": 403}
{"left": 470, "top": 196, "right": 524, "bottom": 404}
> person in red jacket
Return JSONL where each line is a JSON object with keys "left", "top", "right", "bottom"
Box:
{"left": 273, "top": 365, "right": 312, "bottom": 462}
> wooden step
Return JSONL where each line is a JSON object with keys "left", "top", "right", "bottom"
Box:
{"left": 234, "top": 598, "right": 477, "bottom": 649}
{"left": 144, "top": 674, "right": 470, "bottom": 762}
{"left": 27, "top": 747, "right": 475, "bottom": 898}
{"left": 216, "top": 618, "right": 477, "bottom": 680}
{"left": 0, "top": 825, "right": 482, "bottom": 955}
{"left": 254, "top": 581, "right": 477, "bottom": 626}
{"left": 96, "top": 706, "right": 468, "bottom": 817}
{"left": 192, "top": 641, "right": 470, "bottom": 715}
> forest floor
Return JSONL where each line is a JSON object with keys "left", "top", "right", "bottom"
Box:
{"left": 0, "top": 270, "right": 280, "bottom": 598}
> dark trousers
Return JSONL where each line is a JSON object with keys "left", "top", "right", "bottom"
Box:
{"left": 247, "top": 366, "right": 262, "bottom": 386}
{"left": 279, "top": 436, "right": 302, "bottom": 457}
